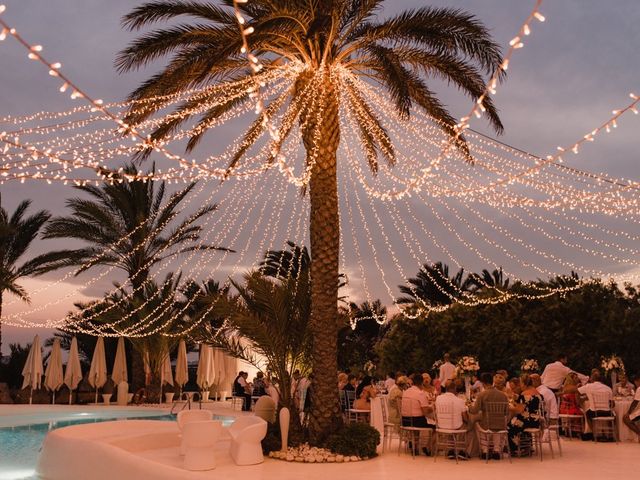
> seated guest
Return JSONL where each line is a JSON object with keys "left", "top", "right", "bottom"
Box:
{"left": 613, "top": 372, "right": 635, "bottom": 397}
{"left": 471, "top": 375, "right": 484, "bottom": 396}
{"left": 507, "top": 374, "right": 542, "bottom": 453}
{"left": 531, "top": 374, "right": 558, "bottom": 421}
{"left": 493, "top": 374, "right": 508, "bottom": 394}
{"left": 388, "top": 375, "right": 409, "bottom": 425}
{"left": 622, "top": 374, "right": 640, "bottom": 437}
{"left": 384, "top": 372, "right": 396, "bottom": 392}
{"left": 469, "top": 373, "right": 509, "bottom": 459}
{"left": 233, "top": 371, "right": 252, "bottom": 411}
{"left": 353, "top": 375, "right": 377, "bottom": 410}
{"left": 252, "top": 371, "right": 268, "bottom": 397}
{"left": 343, "top": 374, "right": 357, "bottom": 392}
{"left": 338, "top": 372, "right": 348, "bottom": 390}
{"left": 469, "top": 372, "right": 509, "bottom": 430}
{"left": 421, "top": 373, "right": 437, "bottom": 404}
{"left": 401, "top": 373, "right": 433, "bottom": 429}
{"left": 507, "top": 377, "right": 521, "bottom": 400}
{"left": 435, "top": 380, "right": 469, "bottom": 459}
{"left": 578, "top": 371, "right": 614, "bottom": 431}
{"left": 559, "top": 372, "right": 582, "bottom": 416}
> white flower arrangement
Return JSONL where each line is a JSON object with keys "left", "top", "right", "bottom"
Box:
{"left": 520, "top": 358, "right": 539, "bottom": 372}
{"left": 601, "top": 354, "right": 625, "bottom": 374}
{"left": 432, "top": 360, "right": 443, "bottom": 372}
{"left": 456, "top": 355, "right": 480, "bottom": 375}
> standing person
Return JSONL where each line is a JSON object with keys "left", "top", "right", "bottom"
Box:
{"left": 439, "top": 353, "right": 456, "bottom": 386}
{"left": 541, "top": 354, "right": 588, "bottom": 393}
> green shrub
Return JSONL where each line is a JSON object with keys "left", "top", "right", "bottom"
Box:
{"left": 261, "top": 420, "right": 282, "bottom": 454}
{"left": 326, "top": 423, "right": 380, "bottom": 458}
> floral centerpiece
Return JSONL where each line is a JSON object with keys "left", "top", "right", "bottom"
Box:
{"left": 601, "top": 354, "right": 625, "bottom": 374}
{"left": 456, "top": 356, "right": 480, "bottom": 400}
{"left": 431, "top": 360, "right": 443, "bottom": 375}
{"left": 601, "top": 354, "right": 625, "bottom": 390}
{"left": 456, "top": 356, "right": 480, "bottom": 376}
{"left": 520, "top": 358, "right": 539, "bottom": 373}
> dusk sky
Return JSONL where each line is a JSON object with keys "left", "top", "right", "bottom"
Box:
{"left": 1, "top": 1, "right": 639, "bottom": 354}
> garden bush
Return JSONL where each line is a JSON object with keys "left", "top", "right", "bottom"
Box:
{"left": 326, "top": 422, "right": 380, "bottom": 458}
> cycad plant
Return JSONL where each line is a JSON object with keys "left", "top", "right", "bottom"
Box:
{"left": 117, "top": 0, "right": 504, "bottom": 440}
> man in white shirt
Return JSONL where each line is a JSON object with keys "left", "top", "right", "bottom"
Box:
{"left": 401, "top": 374, "right": 433, "bottom": 428}
{"left": 435, "top": 381, "right": 469, "bottom": 459}
{"left": 439, "top": 353, "right": 456, "bottom": 386}
{"left": 578, "top": 371, "right": 614, "bottom": 432}
{"left": 623, "top": 374, "right": 640, "bottom": 436}
{"left": 531, "top": 374, "right": 558, "bottom": 420}
{"left": 541, "top": 354, "right": 588, "bottom": 392}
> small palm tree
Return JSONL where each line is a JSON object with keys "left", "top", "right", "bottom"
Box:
{"left": 34, "top": 164, "right": 231, "bottom": 386}
{"left": 0, "top": 197, "right": 51, "bottom": 357}
{"left": 117, "top": 0, "right": 504, "bottom": 440}
{"left": 399, "top": 261, "right": 474, "bottom": 307}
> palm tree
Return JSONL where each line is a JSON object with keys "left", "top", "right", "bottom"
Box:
{"left": 260, "top": 241, "right": 310, "bottom": 280}
{"left": 192, "top": 271, "right": 312, "bottom": 440}
{"left": 0, "top": 196, "right": 51, "bottom": 357}
{"left": 34, "top": 164, "right": 232, "bottom": 386}
{"left": 398, "top": 261, "right": 474, "bottom": 307}
{"left": 468, "top": 267, "right": 511, "bottom": 292}
{"left": 338, "top": 299, "right": 387, "bottom": 371}
{"left": 116, "top": 1, "right": 504, "bottom": 441}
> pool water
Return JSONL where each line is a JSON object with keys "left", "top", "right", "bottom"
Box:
{"left": 0, "top": 410, "right": 234, "bottom": 480}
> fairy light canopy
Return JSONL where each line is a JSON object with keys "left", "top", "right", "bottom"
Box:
{"left": 1, "top": 0, "right": 640, "bottom": 341}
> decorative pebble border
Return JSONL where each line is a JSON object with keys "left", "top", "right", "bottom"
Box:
{"left": 268, "top": 444, "right": 366, "bottom": 463}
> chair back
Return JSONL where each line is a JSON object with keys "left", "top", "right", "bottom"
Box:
{"left": 435, "top": 400, "right": 455, "bottom": 429}
{"left": 592, "top": 391, "right": 612, "bottom": 411}
{"left": 254, "top": 395, "right": 276, "bottom": 423}
{"left": 345, "top": 389, "right": 356, "bottom": 409}
{"left": 485, "top": 401, "right": 509, "bottom": 431}
{"left": 177, "top": 409, "right": 213, "bottom": 430}
{"left": 380, "top": 395, "right": 389, "bottom": 423}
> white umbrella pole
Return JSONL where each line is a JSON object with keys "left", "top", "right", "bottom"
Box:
{"left": 52, "top": 391, "right": 55, "bottom": 405}
{"left": 29, "top": 388, "right": 33, "bottom": 405}
{"left": 69, "top": 389, "right": 73, "bottom": 405}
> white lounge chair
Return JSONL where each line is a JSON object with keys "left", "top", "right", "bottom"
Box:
{"left": 177, "top": 409, "right": 214, "bottom": 455}
{"left": 227, "top": 416, "right": 268, "bottom": 465}
{"left": 183, "top": 420, "right": 222, "bottom": 471}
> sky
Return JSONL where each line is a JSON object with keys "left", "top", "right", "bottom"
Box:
{"left": 0, "top": 0, "right": 639, "bottom": 354}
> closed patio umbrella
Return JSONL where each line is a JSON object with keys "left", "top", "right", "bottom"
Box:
{"left": 22, "top": 335, "right": 43, "bottom": 404}
{"left": 44, "top": 338, "right": 64, "bottom": 404}
{"left": 88, "top": 337, "right": 107, "bottom": 404}
{"left": 213, "top": 348, "right": 227, "bottom": 400}
{"left": 64, "top": 337, "right": 82, "bottom": 404}
{"left": 196, "top": 344, "right": 214, "bottom": 394}
{"left": 111, "top": 337, "right": 128, "bottom": 386}
{"left": 174, "top": 339, "right": 188, "bottom": 393}
{"left": 159, "top": 350, "right": 173, "bottom": 403}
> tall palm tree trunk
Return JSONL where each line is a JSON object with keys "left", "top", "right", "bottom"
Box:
{"left": 303, "top": 75, "right": 342, "bottom": 443}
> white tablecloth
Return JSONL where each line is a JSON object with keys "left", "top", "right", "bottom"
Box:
{"left": 370, "top": 397, "right": 384, "bottom": 453}
{"left": 614, "top": 399, "right": 636, "bottom": 442}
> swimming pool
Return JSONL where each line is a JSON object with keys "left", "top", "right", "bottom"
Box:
{"left": 0, "top": 408, "right": 234, "bottom": 480}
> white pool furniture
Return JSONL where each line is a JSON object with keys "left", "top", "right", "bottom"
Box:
{"left": 254, "top": 395, "right": 276, "bottom": 424}
{"left": 177, "top": 409, "right": 214, "bottom": 455}
{"left": 183, "top": 420, "right": 222, "bottom": 471}
{"left": 227, "top": 416, "right": 267, "bottom": 465}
